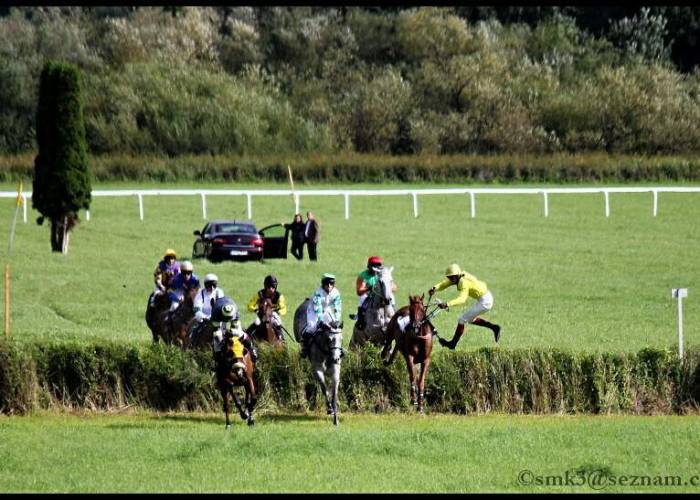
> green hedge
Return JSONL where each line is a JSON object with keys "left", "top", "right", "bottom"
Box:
{"left": 2, "top": 153, "right": 700, "bottom": 184}
{"left": 1, "top": 339, "right": 699, "bottom": 415}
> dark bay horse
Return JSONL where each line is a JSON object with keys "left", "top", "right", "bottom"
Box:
{"left": 146, "top": 291, "right": 171, "bottom": 344}
{"left": 169, "top": 288, "right": 198, "bottom": 348}
{"left": 246, "top": 297, "right": 285, "bottom": 347}
{"left": 381, "top": 295, "right": 434, "bottom": 413}
{"left": 215, "top": 329, "right": 257, "bottom": 429}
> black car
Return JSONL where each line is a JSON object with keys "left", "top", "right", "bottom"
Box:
{"left": 192, "top": 220, "right": 288, "bottom": 262}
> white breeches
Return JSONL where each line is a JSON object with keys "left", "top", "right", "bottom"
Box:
{"left": 457, "top": 291, "right": 494, "bottom": 325}
{"left": 358, "top": 293, "right": 368, "bottom": 307}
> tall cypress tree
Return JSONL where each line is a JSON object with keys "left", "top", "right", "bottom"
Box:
{"left": 33, "top": 61, "right": 91, "bottom": 253}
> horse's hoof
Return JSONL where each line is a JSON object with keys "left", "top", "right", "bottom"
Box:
{"left": 240, "top": 411, "right": 249, "bottom": 421}
{"left": 332, "top": 414, "right": 339, "bottom": 426}
{"left": 225, "top": 424, "right": 231, "bottom": 430}
{"left": 247, "top": 418, "right": 255, "bottom": 427}
{"left": 326, "top": 407, "right": 333, "bottom": 415}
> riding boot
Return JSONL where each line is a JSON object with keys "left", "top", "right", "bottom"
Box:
{"left": 472, "top": 317, "right": 501, "bottom": 343}
{"left": 355, "top": 306, "right": 367, "bottom": 330}
{"left": 439, "top": 323, "right": 465, "bottom": 350}
{"left": 300, "top": 335, "right": 310, "bottom": 358}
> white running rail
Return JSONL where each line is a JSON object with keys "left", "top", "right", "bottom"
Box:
{"left": 2, "top": 187, "right": 699, "bottom": 222}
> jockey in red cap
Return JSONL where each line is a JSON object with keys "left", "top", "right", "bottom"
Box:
{"left": 351, "top": 256, "right": 395, "bottom": 330}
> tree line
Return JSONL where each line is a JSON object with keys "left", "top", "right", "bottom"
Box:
{"left": 3, "top": 6, "right": 700, "bottom": 157}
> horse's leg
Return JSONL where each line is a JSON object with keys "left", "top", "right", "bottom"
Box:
{"left": 245, "top": 375, "right": 257, "bottom": 426}
{"left": 221, "top": 388, "right": 231, "bottom": 429}
{"left": 313, "top": 361, "right": 331, "bottom": 415}
{"left": 231, "top": 390, "right": 247, "bottom": 421}
{"left": 405, "top": 355, "right": 417, "bottom": 406}
{"left": 417, "top": 357, "right": 431, "bottom": 414}
{"left": 329, "top": 362, "right": 341, "bottom": 426}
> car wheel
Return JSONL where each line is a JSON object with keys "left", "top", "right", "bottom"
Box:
{"left": 192, "top": 241, "right": 205, "bottom": 259}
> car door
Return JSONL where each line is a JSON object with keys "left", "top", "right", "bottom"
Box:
{"left": 192, "top": 223, "right": 210, "bottom": 258}
{"left": 259, "top": 224, "right": 288, "bottom": 259}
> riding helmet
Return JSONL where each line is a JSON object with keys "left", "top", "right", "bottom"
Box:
{"left": 204, "top": 273, "right": 218, "bottom": 286}
{"left": 367, "top": 256, "right": 383, "bottom": 270}
{"left": 445, "top": 263, "right": 462, "bottom": 277}
{"left": 181, "top": 260, "right": 194, "bottom": 272}
{"left": 264, "top": 274, "right": 278, "bottom": 288}
{"left": 164, "top": 248, "right": 177, "bottom": 259}
{"left": 321, "top": 273, "right": 336, "bottom": 286}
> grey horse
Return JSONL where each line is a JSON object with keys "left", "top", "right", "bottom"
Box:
{"left": 349, "top": 266, "right": 395, "bottom": 349}
{"left": 307, "top": 319, "right": 344, "bottom": 426}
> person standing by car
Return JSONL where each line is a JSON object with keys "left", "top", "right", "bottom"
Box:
{"left": 284, "top": 213, "right": 305, "bottom": 260}
{"left": 304, "top": 211, "right": 320, "bottom": 261}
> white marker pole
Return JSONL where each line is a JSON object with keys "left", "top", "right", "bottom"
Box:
{"left": 672, "top": 288, "right": 688, "bottom": 358}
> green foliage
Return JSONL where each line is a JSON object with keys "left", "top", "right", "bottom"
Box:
{"left": 4, "top": 7, "right": 700, "bottom": 155}
{"left": 5, "top": 152, "right": 700, "bottom": 183}
{"left": 32, "top": 60, "right": 91, "bottom": 221}
{"left": 1, "top": 339, "right": 699, "bottom": 415}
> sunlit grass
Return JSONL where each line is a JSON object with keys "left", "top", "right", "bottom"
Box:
{"left": 0, "top": 411, "right": 699, "bottom": 493}
{"left": 0, "top": 181, "right": 697, "bottom": 352}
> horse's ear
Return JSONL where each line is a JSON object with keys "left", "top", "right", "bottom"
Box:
{"left": 421, "top": 293, "right": 424, "bottom": 300}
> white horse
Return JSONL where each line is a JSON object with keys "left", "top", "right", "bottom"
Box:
{"left": 349, "top": 266, "right": 395, "bottom": 349}
{"left": 307, "top": 317, "right": 344, "bottom": 426}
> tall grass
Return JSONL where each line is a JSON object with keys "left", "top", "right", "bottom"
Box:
{"left": 2, "top": 339, "right": 698, "bottom": 415}
{"left": 1, "top": 153, "right": 700, "bottom": 183}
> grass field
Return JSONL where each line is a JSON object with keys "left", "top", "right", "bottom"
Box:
{"left": 1, "top": 411, "right": 699, "bottom": 493}
{"left": 0, "top": 181, "right": 697, "bottom": 352}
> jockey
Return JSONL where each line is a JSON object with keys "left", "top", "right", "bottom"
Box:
{"left": 429, "top": 263, "right": 501, "bottom": 349}
{"left": 246, "top": 274, "right": 287, "bottom": 334}
{"left": 149, "top": 248, "right": 180, "bottom": 307}
{"left": 350, "top": 255, "right": 397, "bottom": 330}
{"left": 211, "top": 296, "right": 257, "bottom": 362}
{"left": 300, "top": 273, "right": 342, "bottom": 359}
{"left": 190, "top": 273, "right": 225, "bottom": 342}
{"left": 167, "top": 260, "right": 200, "bottom": 312}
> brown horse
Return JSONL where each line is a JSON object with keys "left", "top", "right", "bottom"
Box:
{"left": 146, "top": 291, "right": 172, "bottom": 344}
{"left": 168, "top": 287, "right": 199, "bottom": 347}
{"left": 215, "top": 329, "right": 257, "bottom": 429}
{"left": 381, "top": 294, "right": 434, "bottom": 413}
{"left": 246, "top": 297, "right": 285, "bottom": 347}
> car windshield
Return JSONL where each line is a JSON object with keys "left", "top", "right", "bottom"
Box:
{"left": 214, "top": 223, "right": 257, "bottom": 234}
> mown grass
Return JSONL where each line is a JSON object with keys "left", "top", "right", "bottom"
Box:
{"left": 0, "top": 180, "right": 697, "bottom": 353}
{"left": 0, "top": 412, "right": 699, "bottom": 493}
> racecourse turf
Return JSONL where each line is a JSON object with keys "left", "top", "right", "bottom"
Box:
{"left": 1, "top": 411, "right": 699, "bottom": 493}
{"left": 0, "top": 181, "right": 696, "bottom": 352}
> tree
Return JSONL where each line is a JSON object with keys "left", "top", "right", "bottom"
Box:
{"left": 32, "top": 60, "right": 91, "bottom": 253}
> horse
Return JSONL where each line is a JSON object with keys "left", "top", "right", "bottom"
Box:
{"left": 246, "top": 296, "right": 285, "bottom": 348}
{"left": 145, "top": 291, "right": 172, "bottom": 344}
{"left": 214, "top": 329, "right": 257, "bottom": 429}
{"left": 185, "top": 319, "right": 217, "bottom": 350}
{"left": 381, "top": 294, "right": 437, "bottom": 413}
{"left": 307, "top": 320, "right": 344, "bottom": 426}
{"left": 168, "top": 287, "right": 199, "bottom": 348}
{"left": 349, "top": 266, "right": 396, "bottom": 349}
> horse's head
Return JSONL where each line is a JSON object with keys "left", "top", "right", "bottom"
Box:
{"left": 257, "top": 297, "right": 274, "bottom": 323}
{"left": 318, "top": 321, "right": 343, "bottom": 364}
{"left": 373, "top": 266, "right": 394, "bottom": 305}
{"left": 408, "top": 294, "right": 426, "bottom": 328}
{"left": 222, "top": 331, "right": 247, "bottom": 373}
